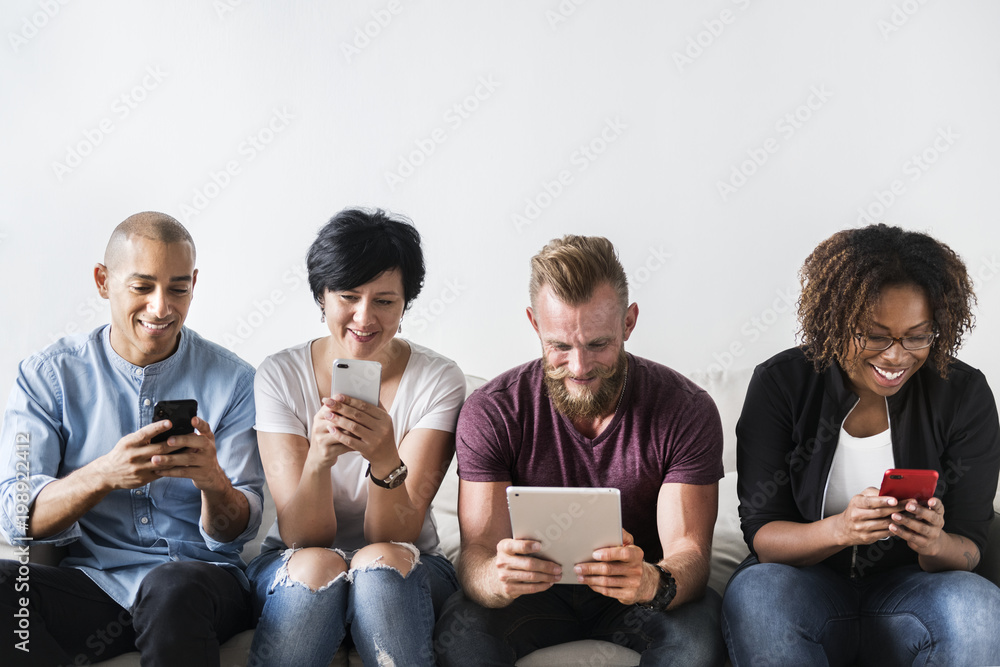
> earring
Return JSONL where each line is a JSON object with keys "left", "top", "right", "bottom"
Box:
{"left": 321, "top": 311, "right": 326, "bottom": 323}
{"left": 397, "top": 320, "right": 402, "bottom": 334}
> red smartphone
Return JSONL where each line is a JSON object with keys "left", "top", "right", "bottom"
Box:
{"left": 878, "top": 468, "right": 939, "bottom": 505}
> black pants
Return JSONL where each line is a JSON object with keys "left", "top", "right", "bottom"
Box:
{"left": 0, "top": 558, "right": 252, "bottom": 666}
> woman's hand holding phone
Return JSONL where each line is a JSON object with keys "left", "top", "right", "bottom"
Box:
{"left": 324, "top": 394, "right": 398, "bottom": 473}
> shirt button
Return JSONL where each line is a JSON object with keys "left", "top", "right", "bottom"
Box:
{"left": 140, "top": 517, "right": 149, "bottom": 524}
{"left": 143, "top": 399, "right": 151, "bottom": 407}
{"left": 135, "top": 489, "right": 144, "bottom": 497}
{"left": 134, "top": 369, "right": 142, "bottom": 376}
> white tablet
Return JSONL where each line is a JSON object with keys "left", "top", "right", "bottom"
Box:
{"left": 506, "top": 486, "right": 623, "bottom": 584}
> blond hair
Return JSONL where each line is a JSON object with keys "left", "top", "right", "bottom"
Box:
{"left": 529, "top": 235, "right": 629, "bottom": 311}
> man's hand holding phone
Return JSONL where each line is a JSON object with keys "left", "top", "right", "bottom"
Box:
{"left": 492, "top": 537, "right": 562, "bottom": 601}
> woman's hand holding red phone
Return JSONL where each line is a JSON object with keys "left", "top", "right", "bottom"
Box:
{"left": 879, "top": 468, "right": 947, "bottom": 557}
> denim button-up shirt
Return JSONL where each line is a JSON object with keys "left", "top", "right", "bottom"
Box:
{"left": 0, "top": 325, "right": 264, "bottom": 609}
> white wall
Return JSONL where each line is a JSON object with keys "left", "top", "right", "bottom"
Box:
{"left": 2, "top": 1, "right": 999, "bottom": 410}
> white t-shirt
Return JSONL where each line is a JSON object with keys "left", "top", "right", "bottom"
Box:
{"left": 254, "top": 339, "right": 466, "bottom": 556}
{"left": 823, "top": 425, "right": 894, "bottom": 517}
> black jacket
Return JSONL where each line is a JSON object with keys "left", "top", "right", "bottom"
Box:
{"left": 736, "top": 347, "right": 1000, "bottom": 577}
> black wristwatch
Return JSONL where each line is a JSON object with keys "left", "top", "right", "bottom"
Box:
{"left": 636, "top": 564, "right": 677, "bottom": 612}
{"left": 366, "top": 460, "right": 408, "bottom": 489}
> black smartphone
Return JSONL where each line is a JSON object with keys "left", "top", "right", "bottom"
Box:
{"left": 151, "top": 399, "right": 198, "bottom": 444}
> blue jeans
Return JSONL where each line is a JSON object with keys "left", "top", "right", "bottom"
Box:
{"left": 246, "top": 546, "right": 457, "bottom": 667}
{"left": 434, "top": 585, "right": 725, "bottom": 666}
{"left": 721, "top": 556, "right": 1000, "bottom": 666}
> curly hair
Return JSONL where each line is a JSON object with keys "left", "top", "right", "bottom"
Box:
{"left": 797, "top": 224, "right": 975, "bottom": 378}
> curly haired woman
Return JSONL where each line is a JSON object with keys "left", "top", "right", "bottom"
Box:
{"left": 721, "top": 224, "right": 1000, "bottom": 666}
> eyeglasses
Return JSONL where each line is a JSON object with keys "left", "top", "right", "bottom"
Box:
{"left": 854, "top": 332, "right": 938, "bottom": 351}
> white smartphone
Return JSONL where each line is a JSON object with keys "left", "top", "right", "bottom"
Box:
{"left": 331, "top": 359, "right": 382, "bottom": 406}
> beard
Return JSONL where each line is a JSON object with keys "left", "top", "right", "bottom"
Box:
{"left": 543, "top": 348, "right": 628, "bottom": 421}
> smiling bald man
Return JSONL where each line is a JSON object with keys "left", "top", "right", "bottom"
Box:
{"left": 0, "top": 212, "right": 264, "bottom": 666}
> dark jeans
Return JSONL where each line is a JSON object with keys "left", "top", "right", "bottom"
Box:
{"left": 434, "top": 585, "right": 726, "bottom": 667}
{"left": 0, "top": 559, "right": 252, "bottom": 666}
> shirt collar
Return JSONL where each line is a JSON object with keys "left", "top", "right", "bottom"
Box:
{"left": 100, "top": 324, "right": 188, "bottom": 377}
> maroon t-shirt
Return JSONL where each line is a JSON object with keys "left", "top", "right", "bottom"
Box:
{"left": 456, "top": 353, "right": 724, "bottom": 561}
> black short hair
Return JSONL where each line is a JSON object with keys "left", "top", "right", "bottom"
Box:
{"left": 307, "top": 208, "right": 425, "bottom": 309}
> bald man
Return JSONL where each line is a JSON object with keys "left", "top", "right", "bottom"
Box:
{"left": 0, "top": 213, "right": 264, "bottom": 665}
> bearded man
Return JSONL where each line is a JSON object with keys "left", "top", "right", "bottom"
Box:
{"left": 434, "top": 235, "right": 726, "bottom": 666}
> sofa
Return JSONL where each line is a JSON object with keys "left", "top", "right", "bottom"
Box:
{"left": 4, "top": 368, "right": 1000, "bottom": 666}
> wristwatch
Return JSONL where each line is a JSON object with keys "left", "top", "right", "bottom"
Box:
{"left": 366, "top": 460, "right": 408, "bottom": 489}
{"left": 636, "top": 564, "right": 677, "bottom": 612}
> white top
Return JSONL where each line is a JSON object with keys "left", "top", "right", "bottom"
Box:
{"left": 254, "top": 338, "right": 466, "bottom": 555}
{"left": 823, "top": 425, "right": 894, "bottom": 517}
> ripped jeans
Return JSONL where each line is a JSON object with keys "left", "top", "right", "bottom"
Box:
{"left": 246, "top": 544, "right": 457, "bottom": 667}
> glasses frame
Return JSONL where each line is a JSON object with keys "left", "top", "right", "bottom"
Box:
{"left": 853, "top": 331, "right": 938, "bottom": 352}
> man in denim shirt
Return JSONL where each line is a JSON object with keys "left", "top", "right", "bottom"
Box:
{"left": 0, "top": 212, "right": 264, "bottom": 665}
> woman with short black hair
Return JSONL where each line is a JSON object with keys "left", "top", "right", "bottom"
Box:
{"left": 246, "top": 208, "right": 464, "bottom": 666}
{"left": 722, "top": 223, "right": 1000, "bottom": 665}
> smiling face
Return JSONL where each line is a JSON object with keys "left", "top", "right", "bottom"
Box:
{"left": 528, "top": 282, "right": 637, "bottom": 421}
{"left": 841, "top": 283, "right": 934, "bottom": 400}
{"left": 95, "top": 236, "right": 197, "bottom": 367}
{"left": 321, "top": 268, "right": 405, "bottom": 360}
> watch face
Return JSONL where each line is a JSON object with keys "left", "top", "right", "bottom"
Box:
{"left": 386, "top": 465, "right": 408, "bottom": 488}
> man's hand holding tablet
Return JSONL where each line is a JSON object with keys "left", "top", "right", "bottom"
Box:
{"left": 505, "top": 487, "right": 630, "bottom": 599}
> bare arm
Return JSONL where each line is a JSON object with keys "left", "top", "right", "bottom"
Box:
{"left": 258, "top": 425, "right": 340, "bottom": 549}
{"left": 456, "top": 479, "right": 561, "bottom": 608}
{"left": 363, "top": 427, "right": 453, "bottom": 544}
{"left": 576, "top": 481, "right": 718, "bottom": 608}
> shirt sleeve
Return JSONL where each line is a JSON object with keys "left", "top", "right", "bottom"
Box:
{"left": 410, "top": 359, "right": 466, "bottom": 434}
{"left": 661, "top": 388, "right": 725, "bottom": 486}
{"left": 199, "top": 367, "right": 264, "bottom": 552}
{"left": 938, "top": 369, "right": 1000, "bottom": 557}
{"left": 455, "top": 387, "right": 516, "bottom": 483}
{"left": 254, "top": 354, "right": 308, "bottom": 437}
{"left": 0, "top": 358, "right": 82, "bottom": 546}
{"left": 734, "top": 363, "right": 800, "bottom": 556}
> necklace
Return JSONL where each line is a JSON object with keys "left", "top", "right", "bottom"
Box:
{"left": 613, "top": 364, "right": 628, "bottom": 415}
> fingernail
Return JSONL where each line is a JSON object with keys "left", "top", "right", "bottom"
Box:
{"left": 577, "top": 575, "right": 584, "bottom": 583}
{"left": 574, "top": 565, "right": 582, "bottom": 574}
